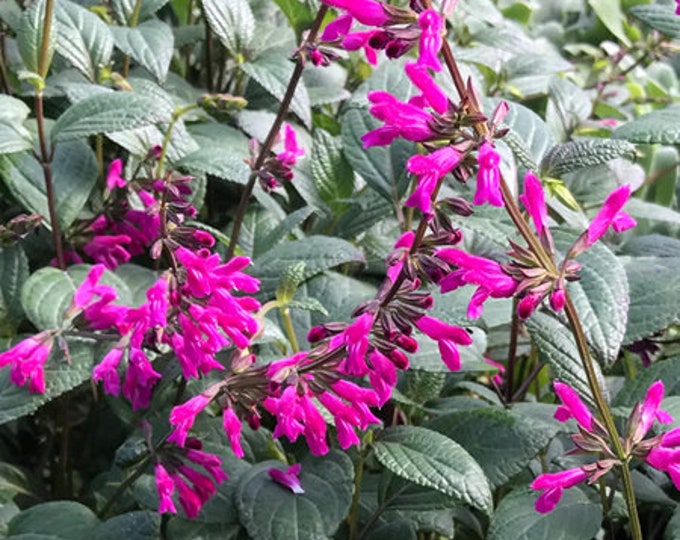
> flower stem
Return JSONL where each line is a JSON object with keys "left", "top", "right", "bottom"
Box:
{"left": 281, "top": 307, "right": 300, "bottom": 353}
{"left": 225, "top": 5, "right": 328, "bottom": 258}
{"left": 564, "top": 294, "right": 641, "bottom": 540}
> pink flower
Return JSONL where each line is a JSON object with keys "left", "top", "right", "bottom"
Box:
{"left": 405, "top": 62, "right": 447, "bottom": 114}
{"left": 519, "top": 171, "right": 548, "bottom": 237}
{"left": 222, "top": 407, "right": 244, "bottom": 458}
{"left": 106, "top": 159, "right": 126, "bottom": 190}
{"left": 414, "top": 315, "right": 472, "bottom": 371}
{"left": 321, "top": 0, "right": 388, "bottom": 26}
{"left": 321, "top": 13, "right": 353, "bottom": 41}
{"left": 553, "top": 381, "right": 594, "bottom": 431}
{"left": 386, "top": 231, "right": 414, "bottom": 283}
{"left": 146, "top": 276, "right": 169, "bottom": 328}
{"left": 632, "top": 380, "right": 673, "bottom": 443}
{"left": 173, "top": 474, "right": 202, "bottom": 519}
{"left": 276, "top": 124, "right": 304, "bottom": 167}
{"left": 530, "top": 467, "right": 589, "bottom": 513}
{"left": 474, "top": 143, "right": 503, "bottom": 207}
{"left": 362, "top": 91, "right": 436, "bottom": 147}
{"left": 268, "top": 463, "right": 304, "bottom": 494}
{"left": 168, "top": 394, "right": 213, "bottom": 447}
{"left": 342, "top": 312, "right": 374, "bottom": 377}
{"left": 83, "top": 235, "right": 132, "bottom": 269}
{"left": 436, "top": 249, "right": 518, "bottom": 318}
{"left": 645, "top": 427, "right": 680, "bottom": 489}
{"left": 185, "top": 448, "right": 228, "bottom": 484}
{"left": 71, "top": 264, "right": 107, "bottom": 312}
{"left": 368, "top": 350, "right": 397, "bottom": 406}
{"left": 586, "top": 185, "right": 636, "bottom": 246}
{"left": 122, "top": 347, "right": 161, "bottom": 410}
{"left": 517, "top": 293, "right": 542, "bottom": 320}
{"left": 405, "top": 146, "right": 462, "bottom": 218}
{"left": 0, "top": 334, "right": 53, "bottom": 394}
{"left": 92, "top": 346, "right": 124, "bottom": 395}
{"left": 417, "top": 10, "right": 443, "bottom": 71}
{"left": 155, "top": 464, "right": 177, "bottom": 515}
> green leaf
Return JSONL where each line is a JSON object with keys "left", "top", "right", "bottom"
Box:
{"left": 241, "top": 52, "right": 311, "bottom": 129}
{"left": 665, "top": 504, "right": 680, "bottom": 539}
{"left": 111, "top": 0, "right": 169, "bottom": 24}
{"left": 0, "top": 98, "right": 33, "bottom": 154}
{"left": 540, "top": 139, "right": 637, "bottom": 177}
{"left": 166, "top": 520, "right": 242, "bottom": 540}
{"left": 426, "top": 408, "right": 556, "bottom": 488}
{"left": 333, "top": 190, "right": 393, "bottom": 238}
{"left": 613, "top": 106, "right": 680, "bottom": 144}
{"left": 276, "top": 261, "right": 306, "bottom": 304}
{"left": 94, "top": 511, "right": 161, "bottom": 540}
{"left": 55, "top": 0, "right": 113, "bottom": 82}
{"left": 365, "top": 521, "right": 417, "bottom": 540}
{"left": 203, "top": 0, "right": 254, "bottom": 56}
{"left": 625, "top": 198, "right": 680, "bottom": 225}
{"left": 21, "top": 268, "right": 75, "bottom": 330}
{"left": 0, "top": 141, "right": 97, "bottom": 231}
{"left": 18, "top": 0, "right": 55, "bottom": 76}
{"left": 258, "top": 206, "right": 314, "bottom": 257}
{"left": 487, "top": 487, "right": 601, "bottom": 540}
{"left": 311, "top": 130, "right": 354, "bottom": 213}
{"left": 8, "top": 501, "right": 98, "bottom": 539}
{"left": 564, "top": 237, "right": 629, "bottom": 365}
{"left": 588, "top": 0, "right": 631, "bottom": 46}
{"left": 111, "top": 21, "right": 174, "bottom": 83}
{"left": 373, "top": 426, "right": 493, "bottom": 514}
{"left": 0, "top": 245, "right": 28, "bottom": 336}
{"left": 630, "top": 4, "right": 680, "bottom": 39}
{"left": 305, "top": 271, "right": 376, "bottom": 324}
{"left": 272, "top": 0, "right": 314, "bottom": 39}
{"left": 0, "top": 463, "right": 32, "bottom": 503}
{"left": 0, "top": 96, "right": 31, "bottom": 124}
{"left": 114, "top": 264, "right": 159, "bottom": 307}
{"left": 176, "top": 147, "right": 250, "bottom": 184}
{"left": 251, "top": 236, "right": 365, "bottom": 297}
{"left": 525, "top": 312, "right": 607, "bottom": 409}
{"left": 624, "top": 257, "right": 680, "bottom": 344}
{"left": 235, "top": 451, "right": 353, "bottom": 540}
{"left": 52, "top": 92, "right": 172, "bottom": 142}
{"left": 613, "top": 356, "right": 680, "bottom": 407}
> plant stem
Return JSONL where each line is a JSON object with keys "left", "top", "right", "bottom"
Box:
{"left": 122, "top": 0, "right": 144, "bottom": 78}
{"left": 35, "top": 91, "right": 65, "bottom": 269}
{"left": 347, "top": 441, "right": 369, "bottom": 540}
{"left": 38, "top": 0, "right": 54, "bottom": 79}
{"left": 0, "top": 31, "right": 11, "bottom": 94}
{"left": 505, "top": 297, "right": 519, "bottom": 402}
{"left": 564, "top": 294, "right": 641, "bottom": 540}
{"left": 281, "top": 307, "right": 300, "bottom": 353}
{"left": 204, "top": 13, "right": 214, "bottom": 92}
{"left": 155, "top": 104, "right": 198, "bottom": 178}
{"left": 97, "top": 454, "right": 151, "bottom": 519}
{"left": 225, "top": 5, "right": 329, "bottom": 258}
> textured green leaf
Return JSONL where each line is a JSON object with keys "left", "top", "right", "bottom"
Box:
{"left": 17, "top": 0, "right": 55, "bottom": 75}
{"left": 526, "top": 312, "right": 607, "bottom": 408}
{"left": 0, "top": 141, "right": 97, "bottom": 231}
{"left": 258, "top": 206, "right": 314, "bottom": 257}
{"left": 166, "top": 520, "right": 242, "bottom": 540}
{"left": 426, "top": 408, "right": 556, "bottom": 488}
{"left": 625, "top": 198, "right": 680, "bottom": 225}
{"left": 588, "top": 0, "right": 630, "bottom": 46}
{"left": 272, "top": 0, "right": 315, "bottom": 38}
{"left": 52, "top": 93, "right": 172, "bottom": 142}
{"left": 613, "top": 356, "right": 680, "bottom": 407}
{"left": 235, "top": 451, "right": 353, "bottom": 540}
{"left": 94, "top": 512, "right": 160, "bottom": 540}
{"left": 373, "top": 426, "right": 493, "bottom": 514}
{"left": 541, "top": 139, "right": 637, "bottom": 177}
{"left": 111, "top": 20, "right": 174, "bottom": 82}
{"left": 565, "top": 238, "right": 629, "bottom": 365}
{"left": 8, "top": 501, "right": 98, "bottom": 539}
{"left": 665, "top": 504, "right": 680, "bottom": 539}
{"left": 203, "top": 0, "right": 254, "bottom": 56}
{"left": 0, "top": 96, "right": 31, "bottom": 123}
{"left": 613, "top": 106, "right": 680, "bottom": 144}
{"left": 177, "top": 147, "right": 250, "bottom": 184}
{"left": 332, "top": 191, "right": 393, "bottom": 239}
{"left": 111, "top": 0, "right": 168, "bottom": 24}
{"left": 55, "top": 0, "right": 113, "bottom": 81}
{"left": 0, "top": 245, "right": 29, "bottom": 335}
{"left": 630, "top": 4, "right": 680, "bottom": 38}
{"left": 624, "top": 257, "right": 680, "bottom": 344}
{"left": 251, "top": 236, "right": 365, "bottom": 297}
{"left": 21, "top": 268, "right": 75, "bottom": 331}
{"left": 241, "top": 52, "right": 311, "bottom": 128}
{"left": 311, "top": 129, "right": 354, "bottom": 213}
{"left": 488, "top": 487, "right": 601, "bottom": 540}
{"left": 0, "top": 123, "right": 33, "bottom": 155}
{"left": 306, "top": 272, "right": 376, "bottom": 325}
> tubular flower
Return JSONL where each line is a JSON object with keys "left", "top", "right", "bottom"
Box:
{"left": 362, "top": 91, "right": 436, "bottom": 147}
{"left": 222, "top": 407, "right": 245, "bottom": 458}
{"left": 168, "top": 393, "right": 214, "bottom": 447}
{"left": 106, "top": 159, "right": 126, "bottom": 190}
{"left": 553, "top": 381, "right": 595, "bottom": 431}
{"left": 268, "top": 464, "right": 304, "bottom": 494}
{"left": 321, "top": 0, "right": 388, "bottom": 26}
{"left": 473, "top": 143, "right": 503, "bottom": 207}
{"left": 405, "top": 146, "right": 463, "bottom": 219}
{"left": 405, "top": 62, "right": 447, "bottom": 114}
{"left": 531, "top": 467, "right": 590, "bottom": 513}
{"left": 155, "top": 464, "right": 177, "bottom": 515}
{"left": 0, "top": 333, "right": 53, "bottom": 394}
{"left": 414, "top": 315, "right": 472, "bottom": 371}
{"left": 436, "top": 248, "right": 518, "bottom": 318}
{"left": 417, "top": 10, "right": 443, "bottom": 71}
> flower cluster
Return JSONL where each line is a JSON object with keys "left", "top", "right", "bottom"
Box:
{"left": 247, "top": 124, "right": 305, "bottom": 192}
{"left": 531, "top": 380, "right": 676, "bottom": 513}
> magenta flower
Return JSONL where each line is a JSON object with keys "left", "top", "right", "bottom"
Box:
{"left": 106, "top": 159, "right": 126, "bottom": 190}
{"left": 185, "top": 448, "right": 228, "bottom": 484}
{"left": 276, "top": 124, "right": 305, "bottom": 167}
{"left": 517, "top": 292, "right": 542, "bottom": 320}
{"left": 414, "top": 315, "right": 472, "bottom": 371}
{"left": 146, "top": 276, "right": 169, "bottom": 328}
{"left": 436, "top": 248, "right": 518, "bottom": 318}
{"left": 321, "top": 13, "right": 353, "bottom": 41}
{"left": 386, "top": 231, "right": 414, "bottom": 283}
{"left": 92, "top": 346, "right": 124, "bottom": 395}
{"left": 417, "top": 10, "right": 443, "bottom": 71}
{"left": 342, "top": 312, "right": 374, "bottom": 376}
{"left": 70, "top": 264, "right": 107, "bottom": 312}
{"left": 172, "top": 474, "right": 202, "bottom": 519}
{"left": 155, "top": 464, "right": 177, "bottom": 515}
{"left": 645, "top": 427, "right": 680, "bottom": 489}
{"left": 549, "top": 287, "right": 565, "bottom": 312}
{"left": 405, "top": 146, "right": 463, "bottom": 218}
{"left": 474, "top": 143, "right": 503, "bottom": 207}
{"left": 168, "top": 394, "right": 213, "bottom": 447}
{"left": 268, "top": 463, "right": 304, "bottom": 494}
{"left": 362, "top": 91, "right": 436, "bottom": 147}
{"left": 222, "top": 407, "right": 244, "bottom": 458}
{"left": 585, "top": 184, "right": 636, "bottom": 246}
{"left": 405, "top": 62, "right": 448, "bottom": 114}
{"left": 321, "top": 0, "right": 388, "bottom": 26}
{"left": 83, "top": 234, "right": 132, "bottom": 269}
{"left": 122, "top": 348, "right": 161, "bottom": 410}
{"left": 519, "top": 171, "right": 549, "bottom": 237}
{"left": 0, "top": 333, "right": 53, "bottom": 394}
{"left": 342, "top": 30, "right": 380, "bottom": 65}
{"left": 368, "top": 349, "right": 397, "bottom": 406}
{"left": 553, "top": 381, "right": 594, "bottom": 431}
{"left": 530, "top": 467, "right": 589, "bottom": 513}
{"left": 632, "top": 380, "right": 673, "bottom": 443}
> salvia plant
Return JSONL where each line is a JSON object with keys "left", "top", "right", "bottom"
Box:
{"left": 2, "top": 0, "right": 680, "bottom": 538}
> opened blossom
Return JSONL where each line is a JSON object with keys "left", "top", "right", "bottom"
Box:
{"left": 168, "top": 393, "right": 214, "bottom": 447}
{"left": 414, "top": 315, "right": 472, "bottom": 371}
{"left": 405, "top": 146, "right": 463, "bottom": 218}
{"left": 531, "top": 467, "right": 589, "bottom": 513}
{"left": 106, "top": 159, "right": 126, "bottom": 190}
{"left": 417, "top": 10, "right": 443, "bottom": 71}
{"left": 586, "top": 184, "right": 636, "bottom": 246}
{"left": 321, "top": 0, "right": 387, "bottom": 26}
{"left": 474, "top": 143, "right": 503, "bottom": 207}
{"left": 0, "top": 333, "right": 53, "bottom": 393}
{"left": 269, "top": 464, "right": 304, "bottom": 494}
{"left": 362, "top": 91, "right": 436, "bottom": 147}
